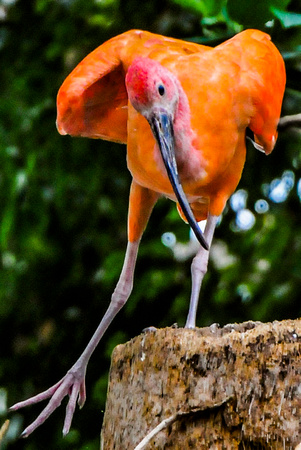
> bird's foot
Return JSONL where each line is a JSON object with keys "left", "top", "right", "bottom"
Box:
{"left": 10, "top": 364, "right": 87, "bottom": 438}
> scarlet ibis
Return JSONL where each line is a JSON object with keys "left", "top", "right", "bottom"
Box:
{"left": 10, "top": 29, "right": 285, "bottom": 437}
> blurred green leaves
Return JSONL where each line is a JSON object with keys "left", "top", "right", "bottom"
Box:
{"left": 171, "top": 0, "right": 301, "bottom": 31}
{"left": 272, "top": 7, "right": 301, "bottom": 28}
{"left": 227, "top": 0, "right": 291, "bottom": 28}
{"left": 171, "top": 0, "right": 224, "bottom": 17}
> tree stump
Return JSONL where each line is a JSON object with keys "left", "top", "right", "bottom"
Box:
{"left": 101, "top": 320, "right": 301, "bottom": 449}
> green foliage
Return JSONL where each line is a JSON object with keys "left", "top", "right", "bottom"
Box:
{"left": 0, "top": 0, "right": 300, "bottom": 448}
{"left": 171, "top": 0, "right": 224, "bottom": 17}
{"left": 272, "top": 7, "right": 301, "bottom": 28}
{"left": 227, "top": 0, "right": 291, "bottom": 28}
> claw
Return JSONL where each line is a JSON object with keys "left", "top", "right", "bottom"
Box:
{"left": 78, "top": 380, "right": 86, "bottom": 409}
{"left": 10, "top": 371, "right": 87, "bottom": 438}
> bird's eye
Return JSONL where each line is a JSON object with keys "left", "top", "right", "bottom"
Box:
{"left": 158, "top": 84, "right": 165, "bottom": 96}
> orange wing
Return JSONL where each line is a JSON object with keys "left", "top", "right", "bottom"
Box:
{"left": 215, "top": 29, "right": 286, "bottom": 155}
{"left": 57, "top": 29, "right": 285, "bottom": 152}
{"left": 56, "top": 30, "right": 208, "bottom": 144}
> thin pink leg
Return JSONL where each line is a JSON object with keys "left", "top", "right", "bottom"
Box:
{"left": 185, "top": 214, "right": 218, "bottom": 329}
{"left": 10, "top": 240, "right": 140, "bottom": 437}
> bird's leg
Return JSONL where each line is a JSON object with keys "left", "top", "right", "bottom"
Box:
{"left": 10, "top": 182, "right": 158, "bottom": 438}
{"left": 185, "top": 214, "right": 219, "bottom": 328}
{"left": 10, "top": 239, "right": 140, "bottom": 438}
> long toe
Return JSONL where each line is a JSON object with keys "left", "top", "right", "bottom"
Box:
{"left": 12, "top": 371, "right": 87, "bottom": 438}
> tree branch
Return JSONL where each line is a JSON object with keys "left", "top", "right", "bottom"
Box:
{"left": 0, "top": 420, "right": 10, "bottom": 442}
{"left": 278, "top": 113, "right": 301, "bottom": 130}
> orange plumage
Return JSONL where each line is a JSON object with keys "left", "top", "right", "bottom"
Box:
{"left": 57, "top": 29, "right": 285, "bottom": 234}
{"left": 12, "top": 29, "right": 286, "bottom": 438}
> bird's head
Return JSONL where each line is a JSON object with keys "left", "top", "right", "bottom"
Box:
{"left": 125, "top": 57, "right": 179, "bottom": 119}
{"left": 125, "top": 57, "right": 208, "bottom": 250}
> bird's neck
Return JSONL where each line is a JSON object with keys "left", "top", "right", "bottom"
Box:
{"left": 174, "top": 82, "right": 192, "bottom": 145}
{"left": 173, "top": 80, "right": 206, "bottom": 183}
{"left": 173, "top": 82, "right": 201, "bottom": 179}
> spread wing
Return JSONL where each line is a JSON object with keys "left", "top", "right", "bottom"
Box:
{"left": 56, "top": 30, "right": 207, "bottom": 144}
{"left": 57, "top": 29, "right": 285, "bottom": 153}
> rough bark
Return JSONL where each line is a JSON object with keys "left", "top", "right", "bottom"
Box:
{"left": 101, "top": 319, "right": 301, "bottom": 449}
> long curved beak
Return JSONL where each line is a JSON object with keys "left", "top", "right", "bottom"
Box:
{"left": 149, "top": 112, "right": 209, "bottom": 250}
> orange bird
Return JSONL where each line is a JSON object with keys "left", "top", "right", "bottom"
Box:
{"left": 11, "top": 29, "right": 285, "bottom": 436}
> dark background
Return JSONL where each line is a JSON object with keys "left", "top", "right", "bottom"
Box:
{"left": 0, "top": 0, "right": 300, "bottom": 448}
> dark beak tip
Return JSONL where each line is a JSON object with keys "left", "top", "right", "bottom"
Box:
{"left": 194, "top": 228, "right": 209, "bottom": 250}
